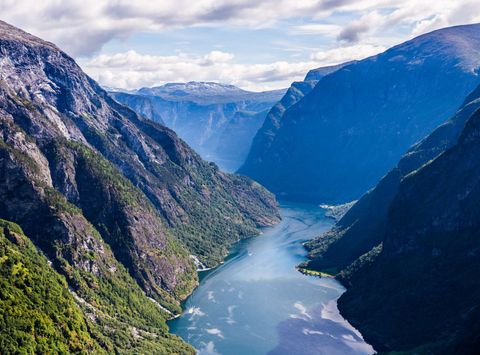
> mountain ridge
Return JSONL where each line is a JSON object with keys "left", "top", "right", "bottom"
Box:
{"left": 337, "top": 102, "right": 480, "bottom": 353}
{"left": 240, "top": 23, "right": 480, "bottom": 203}
{"left": 136, "top": 81, "right": 286, "bottom": 105}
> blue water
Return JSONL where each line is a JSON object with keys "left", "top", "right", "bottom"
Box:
{"left": 168, "top": 203, "right": 374, "bottom": 355}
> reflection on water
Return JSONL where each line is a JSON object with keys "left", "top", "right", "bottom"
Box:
{"left": 168, "top": 203, "right": 374, "bottom": 355}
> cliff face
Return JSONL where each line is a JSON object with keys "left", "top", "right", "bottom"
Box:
{"left": 337, "top": 105, "right": 480, "bottom": 353}
{"left": 111, "top": 83, "right": 285, "bottom": 171}
{"left": 240, "top": 62, "right": 352, "bottom": 178}
{"left": 0, "top": 20, "right": 279, "bottom": 352}
{"left": 301, "top": 81, "right": 480, "bottom": 353}
{"left": 240, "top": 24, "right": 480, "bottom": 203}
{"left": 305, "top": 84, "right": 480, "bottom": 272}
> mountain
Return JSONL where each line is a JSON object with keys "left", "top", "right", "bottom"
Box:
{"left": 242, "top": 62, "right": 353, "bottom": 179}
{"left": 239, "top": 24, "right": 480, "bottom": 203}
{"left": 335, "top": 96, "right": 480, "bottom": 353}
{"left": 111, "top": 91, "right": 165, "bottom": 124}
{"left": 110, "top": 82, "right": 285, "bottom": 171}
{"left": 0, "top": 20, "right": 279, "bottom": 352}
{"left": 0, "top": 219, "right": 99, "bottom": 353}
{"left": 0, "top": 219, "right": 194, "bottom": 353}
{"left": 137, "top": 81, "right": 284, "bottom": 104}
{"left": 304, "top": 84, "right": 480, "bottom": 273}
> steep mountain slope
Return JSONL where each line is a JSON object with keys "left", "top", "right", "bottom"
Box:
{"left": 337, "top": 105, "right": 480, "bottom": 354}
{"left": 111, "top": 83, "right": 285, "bottom": 171}
{"left": 305, "top": 84, "right": 480, "bottom": 272}
{"left": 0, "top": 218, "right": 194, "bottom": 354}
{"left": 0, "top": 20, "right": 279, "bottom": 352}
{"left": 242, "top": 62, "right": 353, "bottom": 176}
{"left": 240, "top": 24, "right": 480, "bottom": 203}
{"left": 0, "top": 219, "right": 98, "bottom": 353}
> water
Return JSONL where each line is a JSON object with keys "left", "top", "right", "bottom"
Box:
{"left": 168, "top": 203, "right": 374, "bottom": 355}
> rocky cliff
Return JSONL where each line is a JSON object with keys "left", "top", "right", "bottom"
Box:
{"left": 0, "top": 20, "right": 279, "bottom": 353}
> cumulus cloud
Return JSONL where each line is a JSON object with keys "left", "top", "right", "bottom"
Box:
{"left": 2, "top": 0, "right": 478, "bottom": 57}
{"left": 201, "top": 51, "right": 235, "bottom": 65}
{"left": 80, "top": 42, "right": 386, "bottom": 91}
{"left": 2, "top": 0, "right": 480, "bottom": 90}
{"left": 80, "top": 50, "right": 318, "bottom": 91}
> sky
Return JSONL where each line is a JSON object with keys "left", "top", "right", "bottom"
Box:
{"left": 2, "top": 0, "right": 480, "bottom": 91}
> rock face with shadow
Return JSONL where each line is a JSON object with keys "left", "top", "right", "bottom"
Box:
{"left": 240, "top": 24, "right": 480, "bottom": 203}
{"left": 307, "top": 84, "right": 480, "bottom": 353}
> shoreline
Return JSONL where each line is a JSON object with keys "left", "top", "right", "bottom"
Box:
{"left": 296, "top": 266, "right": 335, "bottom": 278}
{"left": 167, "top": 214, "right": 283, "bottom": 321}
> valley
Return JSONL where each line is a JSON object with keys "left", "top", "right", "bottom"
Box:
{"left": 110, "top": 83, "right": 285, "bottom": 172}
{"left": 1, "top": 7, "right": 480, "bottom": 355}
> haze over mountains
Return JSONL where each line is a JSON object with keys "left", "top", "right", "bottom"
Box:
{"left": 111, "top": 82, "right": 285, "bottom": 171}
{"left": 240, "top": 24, "right": 480, "bottom": 203}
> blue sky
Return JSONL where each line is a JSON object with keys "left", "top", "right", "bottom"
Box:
{"left": 2, "top": 0, "right": 480, "bottom": 91}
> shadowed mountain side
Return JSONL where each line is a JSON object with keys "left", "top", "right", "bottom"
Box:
{"left": 240, "top": 24, "right": 480, "bottom": 203}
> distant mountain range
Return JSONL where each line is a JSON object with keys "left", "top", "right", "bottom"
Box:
{"left": 110, "top": 82, "right": 285, "bottom": 171}
{"left": 240, "top": 24, "right": 480, "bottom": 203}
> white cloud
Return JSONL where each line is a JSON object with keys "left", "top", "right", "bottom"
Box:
{"left": 2, "top": 0, "right": 480, "bottom": 90}
{"left": 80, "top": 41, "right": 387, "bottom": 91}
{"left": 0, "top": 0, "right": 344, "bottom": 56}
{"left": 291, "top": 23, "right": 341, "bottom": 36}
{"left": 310, "top": 43, "right": 385, "bottom": 63}
{"left": 80, "top": 50, "right": 318, "bottom": 91}
{"left": 202, "top": 51, "right": 235, "bottom": 65}
{"left": 2, "top": 0, "right": 479, "bottom": 57}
